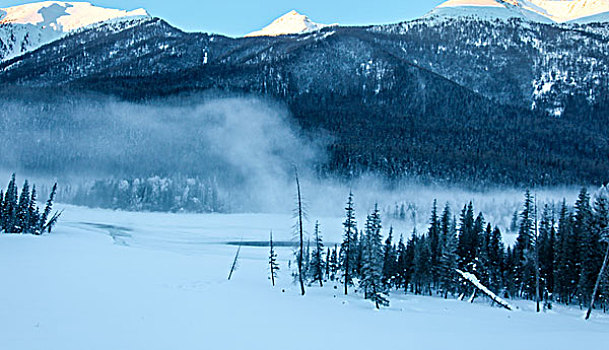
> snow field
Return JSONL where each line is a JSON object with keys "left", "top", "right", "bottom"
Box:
{"left": 1, "top": 205, "right": 608, "bottom": 349}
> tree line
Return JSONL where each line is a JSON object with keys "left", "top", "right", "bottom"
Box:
{"left": 63, "top": 176, "right": 225, "bottom": 213}
{"left": 278, "top": 187, "right": 609, "bottom": 314}
{"left": 0, "top": 174, "right": 60, "bottom": 234}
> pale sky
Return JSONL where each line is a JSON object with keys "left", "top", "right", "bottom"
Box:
{"left": 0, "top": 0, "right": 446, "bottom": 36}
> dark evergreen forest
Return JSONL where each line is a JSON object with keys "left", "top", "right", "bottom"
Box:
{"left": 294, "top": 188, "right": 609, "bottom": 312}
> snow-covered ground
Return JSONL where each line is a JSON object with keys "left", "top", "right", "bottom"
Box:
{"left": 1, "top": 204, "right": 607, "bottom": 349}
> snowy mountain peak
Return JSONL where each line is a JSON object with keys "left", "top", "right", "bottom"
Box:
{"left": 0, "top": 1, "right": 149, "bottom": 32}
{"left": 429, "top": 0, "right": 609, "bottom": 23}
{"left": 245, "top": 10, "right": 335, "bottom": 37}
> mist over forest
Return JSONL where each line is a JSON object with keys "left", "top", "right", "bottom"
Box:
{"left": 0, "top": 91, "right": 325, "bottom": 211}
{"left": 0, "top": 90, "right": 582, "bottom": 220}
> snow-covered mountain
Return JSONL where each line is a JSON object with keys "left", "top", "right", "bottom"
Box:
{"left": 0, "top": 1, "right": 148, "bottom": 61}
{"left": 427, "top": 0, "right": 609, "bottom": 23}
{"left": 245, "top": 10, "right": 335, "bottom": 37}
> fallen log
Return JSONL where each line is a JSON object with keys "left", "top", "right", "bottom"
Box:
{"left": 456, "top": 269, "right": 513, "bottom": 311}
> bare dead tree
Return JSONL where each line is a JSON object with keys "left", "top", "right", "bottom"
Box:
{"left": 585, "top": 230, "right": 609, "bottom": 320}
{"left": 294, "top": 167, "right": 306, "bottom": 296}
{"left": 228, "top": 241, "right": 241, "bottom": 280}
{"left": 269, "top": 231, "right": 279, "bottom": 287}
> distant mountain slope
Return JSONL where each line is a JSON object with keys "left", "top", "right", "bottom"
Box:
{"left": 245, "top": 10, "right": 335, "bottom": 37}
{"left": 0, "top": 1, "right": 148, "bottom": 61}
{"left": 0, "top": 1, "right": 148, "bottom": 30}
{"left": 1, "top": 17, "right": 607, "bottom": 185}
{"left": 428, "top": 0, "right": 609, "bottom": 23}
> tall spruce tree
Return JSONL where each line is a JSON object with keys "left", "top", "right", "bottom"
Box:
{"left": 438, "top": 212, "right": 459, "bottom": 298}
{"left": 360, "top": 205, "right": 389, "bottom": 309}
{"left": 28, "top": 185, "right": 40, "bottom": 234}
{"left": 382, "top": 227, "right": 396, "bottom": 289}
{"left": 515, "top": 190, "right": 535, "bottom": 299}
{"left": 0, "top": 189, "right": 4, "bottom": 232}
{"left": 428, "top": 200, "right": 441, "bottom": 287}
{"left": 413, "top": 234, "right": 432, "bottom": 295}
{"left": 395, "top": 235, "right": 410, "bottom": 293}
{"left": 477, "top": 223, "right": 492, "bottom": 287}
{"left": 15, "top": 180, "right": 31, "bottom": 233}
{"left": 39, "top": 183, "right": 58, "bottom": 234}
{"left": 3, "top": 174, "right": 18, "bottom": 233}
{"left": 340, "top": 192, "right": 357, "bottom": 295}
{"left": 457, "top": 202, "right": 477, "bottom": 272}
{"left": 555, "top": 200, "right": 576, "bottom": 304}
{"left": 325, "top": 247, "right": 331, "bottom": 281}
{"left": 488, "top": 226, "right": 504, "bottom": 293}
{"left": 574, "top": 188, "right": 595, "bottom": 305}
{"left": 310, "top": 221, "right": 325, "bottom": 287}
{"left": 538, "top": 204, "right": 556, "bottom": 304}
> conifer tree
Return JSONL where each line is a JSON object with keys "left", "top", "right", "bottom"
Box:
{"left": 395, "top": 235, "right": 410, "bottom": 293}
{"left": 503, "top": 246, "right": 518, "bottom": 298}
{"left": 360, "top": 205, "right": 389, "bottom": 308}
{"left": 538, "top": 204, "right": 555, "bottom": 304}
{"left": 15, "top": 180, "right": 31, "bottom": 233}
{"left": 488, "top": 226, "right": 505, "bottom": 293}
{"left": 28, "top": 185, "right": 40, "bottom": 234}
{"left": 533, "top": 196, "right": 541, "bottom": 312}
{"left": 428, "top": 200, "right": 441, "bottom": 287}
{"left": 414, "top": 234, "right": 433, "bottom": 295}
{"left": 39, "top": 183, "right": 58, "bottom": 234}
{"left": 574, "top": 188, "right": 596, "bottom": 305}
{"left": 329, "top": 245, "right": 339, "bottom": 281}
{"left": 310, "top": 221, "right": 325, "bottom": 286}
{"left": 515, "top": 190, "right": 535, "bottom": 299}
{"left": 269, "top": 232, "right": 279, "bottom": 287}
{"left": 0, "top": 177, "right": 59, "bottom": 235}
{"left": 555, "top": 200, "right": 576, "bottom": 304}
{"left": 477, "top": 223, "right": 492, "bottom": 287}
{"left": 382, "top": 227, "right": 396, "bottom": 288}
{"left": 340, "top": 192, "right": 357, "bottom": 295}
{"left": 3, "top": 174, "right": 18, "bottom": 232}
{"left": 304, "top": 238, "right": 311, "bottom": 279}
{"left": 0, "top": 189, "right": 4, "bottom": 232}
{"left": 325, "top": 247, "right": 331, "bottom": 281}
{"left": 438, "top": 213, "right": 459, "bottom": 298}
{"left": 351, "top": 230, "right": 363, "bottom": 279}
{"left": 457, "top": 202, "right": 477, "bottom": 272}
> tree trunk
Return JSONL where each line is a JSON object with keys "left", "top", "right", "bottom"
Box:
{"left": 295, "top": 168, "right": 305, "bottom": 296}
{"left": 585, "top": 242, "right": 609, "bottom": 320}
{"left": 228, "top": 243, "right": 241, "bottom": 280}
{"left": 270, "top": 232, "right": 275, "bottom": 287}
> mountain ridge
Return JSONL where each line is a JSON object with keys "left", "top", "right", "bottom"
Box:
{"left": 0, "top": 1, "right": 149, "bottom": 61}
{"left": 428, "top": 0, "right": 609, "bottom": 23}
{"left": 1, "top": 16, "right": 608, "bottom": 185}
